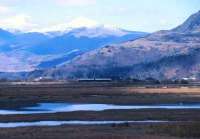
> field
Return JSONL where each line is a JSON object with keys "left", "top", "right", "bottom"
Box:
{"left": 0, "top": 82, "right": 200, "bottom": 139}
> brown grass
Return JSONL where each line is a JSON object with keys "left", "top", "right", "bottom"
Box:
{"left": 126, "top": 87, "right": 200, "bottom": 94}
{"left": 0, "top": 123, "right": 199, "bottom": 139}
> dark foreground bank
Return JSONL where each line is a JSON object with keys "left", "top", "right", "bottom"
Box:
{"left": 0, "top": 122, "right": 200, "bottom": 139}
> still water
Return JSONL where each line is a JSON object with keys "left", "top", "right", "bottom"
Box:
{"left": 0, "top": 120, "right": 169, "bottom": 128}
{"left": 0, "top": 103, "right": 200, "bottom": 115}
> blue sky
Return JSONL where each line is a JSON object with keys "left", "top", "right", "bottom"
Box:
{"left": 0, "top": 0, "right": 199, "bottom": 32}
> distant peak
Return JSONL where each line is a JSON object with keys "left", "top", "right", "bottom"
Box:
{"left": 173, "top": 11, "right": 200, "bottom": 33}
{"left": 65, "top": 25, "right": 130, "bottom": 38}
{"left": 67, "top": 17, "right": 99, "bottom": 28}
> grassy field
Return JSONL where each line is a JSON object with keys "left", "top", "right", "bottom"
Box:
{"left": 127, "top": 87, "right": 200, "bottom": 94}
{"left": 1, "top": 83, "right": 200, "bottom": 108}
{"left": 0, "top": 122, "right": 200, "bottom": 139}
{"left": 0, "top": 82, "right": 200, "bottom": 139}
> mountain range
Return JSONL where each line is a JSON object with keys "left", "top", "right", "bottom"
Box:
{"left": 32, "top": 11, "right": 200, "bottom": 80}
{"left": 0, "top": 26, "right": 147, "bottom": 73}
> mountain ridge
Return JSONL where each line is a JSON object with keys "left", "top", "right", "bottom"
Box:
{"left": 37, "top": 11, "right": 200, "bottom": 80}
{"left": 0, "top": 26, "right": 147, "bottom": 72}
{"left": 173, "top": 10, "right": 200, "bottom": 32}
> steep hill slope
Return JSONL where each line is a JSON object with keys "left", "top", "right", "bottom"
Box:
{"left": 40, "top": 11, "right": 200, "bottom": 80}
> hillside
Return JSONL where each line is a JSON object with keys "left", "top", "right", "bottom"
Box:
{"left": 0, "top": 27, "right": 146, "bottom": 72}
{"left": 38, "top": 11, "right": 200, "bottom": 80}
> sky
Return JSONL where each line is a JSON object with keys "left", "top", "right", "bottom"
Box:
{"left": 0, "top": 0, "right": 199, "bottom": 32}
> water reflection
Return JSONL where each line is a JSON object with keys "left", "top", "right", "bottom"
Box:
{"left": 0, "top": 120, "right": 169, "bottom": 128}
{"left": 0, "top": 103, "right": 200, "bottom": 115}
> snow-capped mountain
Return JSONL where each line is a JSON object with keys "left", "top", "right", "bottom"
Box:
{"left": 0, "top": 20, "right": 147, "bottom": 73}
{"left": 35, "top": 11, "right": 200, "bottom": 80}
{"left": 46, "top": 26, "right": 137, "bottom": 38}
{"left": 33, "top": 17, "right": 137, "bottom": 38}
